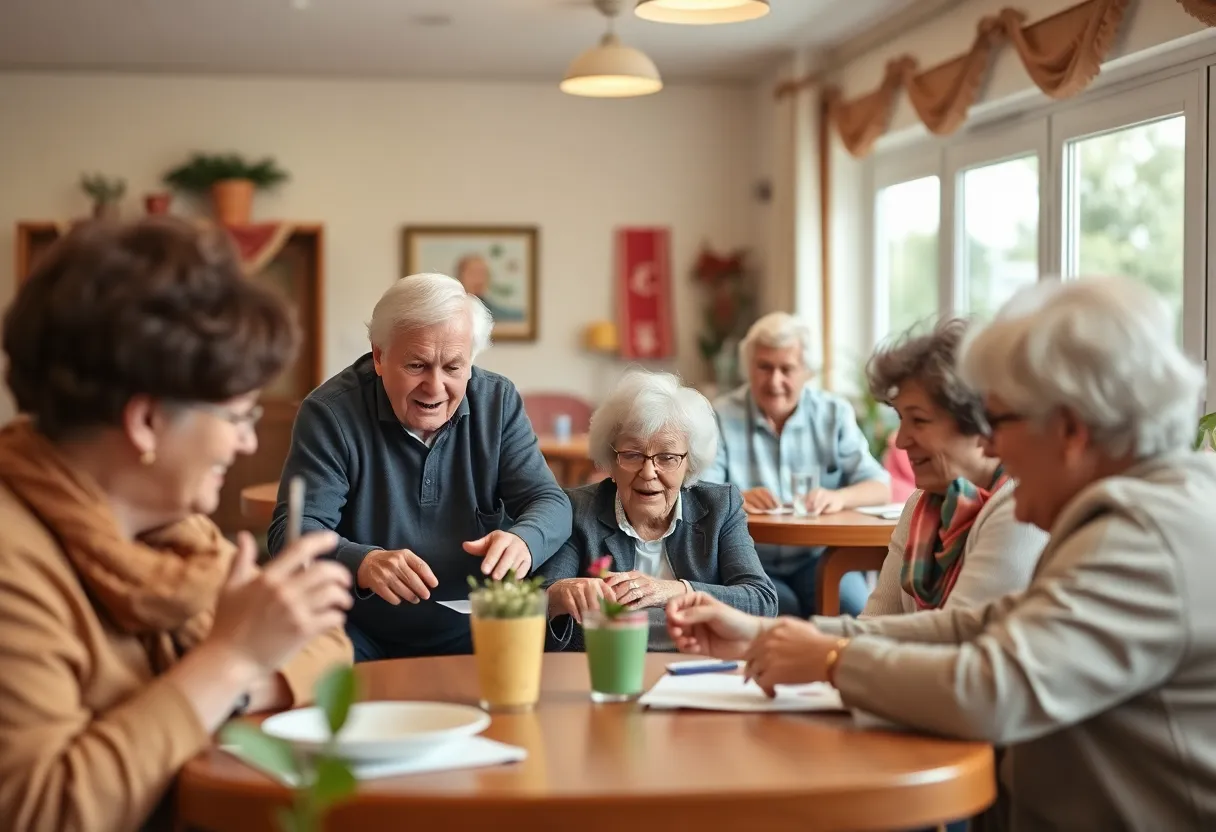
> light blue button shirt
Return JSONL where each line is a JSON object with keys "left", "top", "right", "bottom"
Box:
{"left": 701, "top": 383, "right": 888, "bottom": 570}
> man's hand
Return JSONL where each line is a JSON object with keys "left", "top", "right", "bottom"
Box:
{"left": 804, "top": 488, "right": 846, "bottom": 516}
{"left": 743, "top": 617, "right": 838, "bottom": 697}
{"left": 742, "top": 487, "right": 780, "bottom": 514}
{"left": 356, "top": 549, "right": 439, "bottom": 605}
{"left": 463, "top": 530, "right": 532, "bottom": 580}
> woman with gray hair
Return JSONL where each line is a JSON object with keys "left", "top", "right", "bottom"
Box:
{"left": 666, "top": 276, "right": 1216, "bottom": 829}
{"left": 538, "top": 369, "right": 777, "bottom": 650}
{"left": 859, "top": 317, "right": 1047, "bottom": 614}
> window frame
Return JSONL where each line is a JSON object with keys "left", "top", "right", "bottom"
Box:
{"left": 943, "top": 119, "right": 1050, "bottom": 317}
{"left": 869, "top": 147, "right": 943, "bottom": 341}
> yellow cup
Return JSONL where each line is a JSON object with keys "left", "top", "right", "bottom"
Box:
{"left": 469, "top": 592, "right": 547, "bottom": 712}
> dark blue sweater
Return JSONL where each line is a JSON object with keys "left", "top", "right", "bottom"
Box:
{"left": 267, "top": 354, "right": 572, "bottom": 653}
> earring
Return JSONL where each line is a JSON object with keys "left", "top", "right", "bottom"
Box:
{"left": 140, "top": 450, "right": 156, "bottom": 466}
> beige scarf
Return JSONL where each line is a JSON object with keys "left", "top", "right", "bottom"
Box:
{"left": 0, "top": 419, "right": 234, "bottom": 670}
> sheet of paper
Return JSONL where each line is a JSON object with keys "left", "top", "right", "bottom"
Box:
{"left": 437, "top": 599, "right": 471, "bottom": 614}
{"left": 640, "top": 671, "right": 845, "bottom": 713}
{"left": 855, "top": 503, "right": 906, "bottom": 520}
{"left": 222, "top": 736, "right": 526, "bottom": 784}
{"left": 761, "top": 505, "right": 793, "bottom": 515}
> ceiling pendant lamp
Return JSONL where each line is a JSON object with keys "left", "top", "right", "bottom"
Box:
{"left": 561, "top": 0, "right": 663, "bottom": 98}
{"left": 634, "top": 0, "right": 770, "bottom": 24}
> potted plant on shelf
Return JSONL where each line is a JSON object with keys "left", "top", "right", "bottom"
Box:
{"left": 162, "top": 152, "right": 289, "bottom": 225}
{"left": 1196, "top": 412, "right": 1216, "bottom": 451}
{"left": 80, "top": 173, "right": 126, "bottom": 219}
{"left": 581, "top": 556, "right": 649, "bottom": 703}
{"left": 467, "top": 573, "right": 549, "bottom": 712}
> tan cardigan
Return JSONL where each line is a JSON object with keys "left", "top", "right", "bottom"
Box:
{"left": 820, "top": 452, "right": 1216, "bottom": 829}
{"left": 0, "top": 482, "right": 353, "bottom": 832}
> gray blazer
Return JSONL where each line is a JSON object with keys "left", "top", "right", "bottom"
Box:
{"left": 537, "top": 479, "right": 778, "bottom": 650}
{"left": 817, "top": 452, "right": 1216, "bottom": 830}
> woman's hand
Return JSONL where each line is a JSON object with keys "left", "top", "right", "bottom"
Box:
{"left": 207, "top": 530, "right": 351, "bottom": 676}
{"left": 665, "top": 592, "right": 766, "bottom": 659}
{"left": 742, "top": 617, "right": 838, "bottom": 697}
{"left": 603, "top": 570, "right": 685, "bottom": 610}
{"left": 548, "top": 577, "right": 614, "bottom": 623}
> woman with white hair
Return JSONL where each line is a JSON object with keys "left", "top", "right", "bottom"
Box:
{"left": 665, "top": 276, "right": 1216, "bottom": 829}
{"left": 538, "top": 370, "right": 777, "bottom": 650}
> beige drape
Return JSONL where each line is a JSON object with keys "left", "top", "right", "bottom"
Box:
{"left": 796, "top": 0, "right": 1129, "bottom": 158}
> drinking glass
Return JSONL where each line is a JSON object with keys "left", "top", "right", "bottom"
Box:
{"left": 791, "top": 470, "right": 820, "bottom": 517}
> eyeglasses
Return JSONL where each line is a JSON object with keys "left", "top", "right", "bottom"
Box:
{"left": 611, "top": 447, "right": 689, "bottom": 473}
{"left": 984, "top": 410, "right": 1025, "bottom": 432}
{"left": 189, "top": 402, "right": 265, "bottom": 431}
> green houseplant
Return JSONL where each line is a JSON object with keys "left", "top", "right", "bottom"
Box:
{"left": 162, "top": 152, "right": 289, "bottom": 225}
{"left": 220, "top": 664, "right": 359, "bottom": 832}
{"left": 80, "top": 173, "right": 126, "bottom": 219}
{"left": 1196, "top": 412, "right": 1216, "bottom": 451}
{"left": 467, "top": 574, "right": 548, "bottom": 711}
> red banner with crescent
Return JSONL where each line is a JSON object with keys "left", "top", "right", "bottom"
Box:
{"left": 615, "top": 227, "right": 674, "bottom": 360}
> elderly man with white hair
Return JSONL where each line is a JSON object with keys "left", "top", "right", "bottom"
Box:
{"left": 538, "top": 370, "right": 777, "bottom": 651}
{"left": 703, "top": 312, "right": 890, "bottom": 617}
{"left": 268, "top": 273, "right": 572, "bottom": 660}
{"left": 667, "top": 276, "right": 1216, "bottom": 830}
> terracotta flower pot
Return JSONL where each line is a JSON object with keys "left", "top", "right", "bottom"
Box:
{"left": 211, "top": 178, "right": 254, "bottom": 226}
{"left": 92, "top": 201, "right": 120, "bottom": 220}
{"left": 144, "top": 192, "right": 172, "bottom": 215}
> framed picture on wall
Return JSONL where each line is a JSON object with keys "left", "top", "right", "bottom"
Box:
{"left": 401, "top": 225, "right": 539, "bottom": 342}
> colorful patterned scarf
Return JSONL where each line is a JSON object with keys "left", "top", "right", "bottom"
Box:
{"left": 901, "top": 465, "right": 1009, "bottom": 610}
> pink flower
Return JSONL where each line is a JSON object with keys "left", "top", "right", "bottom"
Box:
{"left": 588, "top": 556, "right": 611, "bottom": 579}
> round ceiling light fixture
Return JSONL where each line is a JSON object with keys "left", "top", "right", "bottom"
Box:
{"left": 561, "top": 0, "right": 662, "bottom": 98}
{"left": 634, "top": 0, "right": 770, "bottom": 24}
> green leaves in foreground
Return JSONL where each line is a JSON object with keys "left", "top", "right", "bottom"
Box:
{"left": 220, "top": 664, "right": 360, "bottom": 832}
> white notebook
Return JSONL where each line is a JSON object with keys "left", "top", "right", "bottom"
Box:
{"left": 640, "top": 671, "right": 845, "bottom": 713}
{"left": 855, "top": 503, "right": 906, "bottom": 520}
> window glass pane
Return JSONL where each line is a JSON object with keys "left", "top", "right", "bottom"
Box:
{"left": 961, "top": 155, "right": 1038, "bottom": 319}
{"left": 1067, "top": 115, "right": 1185, "bottom": 334}
{"left": 876, "top": 175, "right": 940, "bottom": 337}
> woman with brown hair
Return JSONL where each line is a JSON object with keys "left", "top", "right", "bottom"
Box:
{"left": 0, "top": 218, "right": 353, "bottom": 832}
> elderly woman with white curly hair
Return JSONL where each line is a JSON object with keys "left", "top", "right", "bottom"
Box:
{"left": 538, "top": 370, "right": 777, "bottom": 651}
{"left": 666, "top": 276, "right": 1216, "bottom": 829}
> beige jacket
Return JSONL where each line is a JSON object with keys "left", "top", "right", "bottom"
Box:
{"left": 819, "top": 452, "right": 1216, "bottom": 830}
{"left": 0, "top": 482, "right": 353, "bottom": 832}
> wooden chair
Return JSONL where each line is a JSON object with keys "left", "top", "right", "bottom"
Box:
{"left": 815, "top": 547, "right": 890, "bottom": 616}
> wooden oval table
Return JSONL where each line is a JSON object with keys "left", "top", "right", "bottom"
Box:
{"left": 746, "top": 510, "right": 899, "bottom": 616}
{"left": 178, "top": 654, "right": 995, "bottom": 832}
{"left": 239, "top": 481, "right": 279, "bottom": 526}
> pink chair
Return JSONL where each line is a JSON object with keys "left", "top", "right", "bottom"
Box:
{"left": 884, "top": 431, "right": 917, "bottom": 502}
{"left": 521, "top": 393, "right": 593, "bottom": 436}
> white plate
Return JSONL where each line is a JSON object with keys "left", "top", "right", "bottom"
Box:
{"left": 260, "top": 701, "right": 491, "bottom": 762}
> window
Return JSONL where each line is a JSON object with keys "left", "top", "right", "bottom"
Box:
{"left": 959, "top": 155, "right": 1039, "bottom": 319}
{"left": 875, "top": 175, "right": 940, "bottom": 338}
{"left": 1063, "top": 116, "right": 1187, "bottom": 333}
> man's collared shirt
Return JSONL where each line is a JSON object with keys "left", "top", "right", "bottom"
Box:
{"left": 702, "top": 383, "right": 889, "bottom": 568}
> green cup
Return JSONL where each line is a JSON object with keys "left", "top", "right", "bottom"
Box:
{"left": 583, "top": 609, "right": 649, "bottom": 703}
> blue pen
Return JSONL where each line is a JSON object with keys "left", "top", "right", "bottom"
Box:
{"left": 666, "top": 660, "right": 740, "bottom": 676}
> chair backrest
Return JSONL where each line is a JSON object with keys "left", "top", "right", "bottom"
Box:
{"left": 521, "top": 392, "right": 594, "bottom": 435}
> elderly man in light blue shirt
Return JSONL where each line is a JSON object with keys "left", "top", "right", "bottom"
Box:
{"left": 703, "top": 312, "right": 890, "bottom": 617}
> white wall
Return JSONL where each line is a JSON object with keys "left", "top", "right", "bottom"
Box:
{"left": 0, "top": 71, "right": 760, "bottom": 418}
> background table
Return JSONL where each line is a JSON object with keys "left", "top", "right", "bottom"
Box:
{"left": 746, "top": 509, "right": 898, "bottom": 616}
{"left": 239, "top": 481, "right": 278, "bottom": 526}
{"left": 536, "top": 433, "right": 594, "bottom": 487}
{"left": 178, "top": 654, "right": 995, "bottom": 832}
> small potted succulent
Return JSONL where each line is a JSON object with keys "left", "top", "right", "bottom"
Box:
{"left": 162, "top": 152, "right": 289, "bottom": 225}
{"left": 80, "top": 173, "right": 126, "bottom": 219}
{"left": 1197, "top": 412, "right": 1216, "bottom": 451}
{"left": 582, "top": 556, "right": 649, "bottom": 703}
{"left": 467, "top": 573, "right": 548, "bottom": 712}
